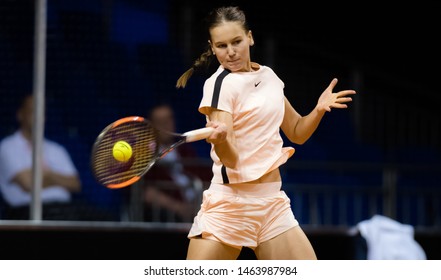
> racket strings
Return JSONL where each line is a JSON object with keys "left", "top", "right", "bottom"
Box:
{"left": 92, "top": 120, "right": 156, "bottom": 187}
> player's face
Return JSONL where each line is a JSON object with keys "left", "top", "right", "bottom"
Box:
{"left": 209, "top": 22, "right": 254, "bottom": 73}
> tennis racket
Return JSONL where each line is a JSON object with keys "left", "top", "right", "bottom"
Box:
{"left": 91, "top": 116, "right": 214, "bottom": 189}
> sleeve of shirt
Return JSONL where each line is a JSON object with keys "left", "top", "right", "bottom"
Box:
{"left": 199, "top": 73, "right": 236, "bottom": 116}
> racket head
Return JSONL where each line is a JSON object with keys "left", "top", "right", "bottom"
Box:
{"left": 91, "top": 116, "right": 157, "bottom": 189}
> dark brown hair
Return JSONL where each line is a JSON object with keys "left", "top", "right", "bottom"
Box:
{"left": 175, "top": 6, "right": 249, "bottom": 88}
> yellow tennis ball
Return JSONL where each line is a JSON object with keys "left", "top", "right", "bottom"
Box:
{"left": 112, "top": 140, "right": 132, "bottom": 162}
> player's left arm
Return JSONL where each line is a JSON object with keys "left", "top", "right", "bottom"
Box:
{"left": 206, "top": 109, "right": 238, "bottom": 168}
{"left": 282, "top": 79, "right": 356, "bottom": 144}
{"left": 281, "top": 96, "right": 325, "bottom": 145}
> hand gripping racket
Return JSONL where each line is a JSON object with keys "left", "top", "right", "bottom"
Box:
{"left": 91, "top": 116, "right": 214, "bottom": 189}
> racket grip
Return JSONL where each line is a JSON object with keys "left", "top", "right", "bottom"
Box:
{"left": 183, "top": 127, "right": 215, "bottom": 142}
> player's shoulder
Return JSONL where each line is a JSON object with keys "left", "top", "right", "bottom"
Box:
{"left": 204, "top": 66, "right": 246, "bottom": 92}
{"left": 205, "top": 66, "right": 231, "bottom": 84}
{"left": 259, "top": 64, "right": 284, "bottom": 86}
{"left": 259, "top": 64, "right": 279, "bottom": 77}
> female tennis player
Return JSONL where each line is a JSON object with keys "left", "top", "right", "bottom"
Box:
{"left": 176, "top": 6, "right": 356, "bottom": 260}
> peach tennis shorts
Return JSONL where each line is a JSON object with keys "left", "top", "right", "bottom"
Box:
{"left": 188, "top": 182, "right": 299, "bottom": 249}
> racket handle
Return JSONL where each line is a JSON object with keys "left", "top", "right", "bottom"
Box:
{"left": 183, "top": 127, "right": 215, "bottom": 142}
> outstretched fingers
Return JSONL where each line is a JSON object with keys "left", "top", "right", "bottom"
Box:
{"left": 330, "top": 90, "right": 356, "bottom": 109}
{"left": 317, "top": 79, "right": 357, "bottom": 112}
{"left": 335, "top": 89, "right": 357, "bottom": 98}
{"left": 335, "top": 90, "right": 356, "bottom": 101}
{"left": 327, "top": 78, "right": 339, "bottom": 91}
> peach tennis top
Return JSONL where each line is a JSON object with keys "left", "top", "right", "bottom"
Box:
{"left": 199, "top": 64, "right": 295, "bottom": 184}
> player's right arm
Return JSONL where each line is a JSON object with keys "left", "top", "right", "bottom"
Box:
{"left": 206, "top": 109, "right": 239, "bottom": 169}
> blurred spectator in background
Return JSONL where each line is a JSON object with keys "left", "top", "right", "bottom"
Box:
{"left": 0, "top": 94, "right": 115, "bottom": 221}
{"left": 142, "top": 103, "right": 208, "bottom": 222}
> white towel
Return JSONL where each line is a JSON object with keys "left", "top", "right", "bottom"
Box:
{"left": 357, "top": 214, "right": 427, "bottom": 260}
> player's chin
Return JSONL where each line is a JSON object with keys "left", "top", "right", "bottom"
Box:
{"left": 225, "top": 62, "right": 244, "bottom": 72}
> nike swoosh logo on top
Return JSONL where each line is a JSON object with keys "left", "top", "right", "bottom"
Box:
{"left": 254, "top": 81, "right": 261, "bottom": 87}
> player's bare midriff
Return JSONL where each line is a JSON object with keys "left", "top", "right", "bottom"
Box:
{"left": 236, "top": 168, "right": 281, "bottom": 184}
{"left": 250, "top": 168, "right": 281, "bottom": 183}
